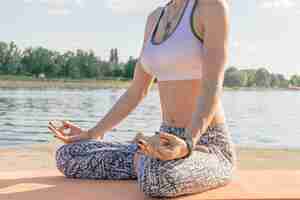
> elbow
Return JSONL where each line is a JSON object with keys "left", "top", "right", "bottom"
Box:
{"left": 140, "top": 86, "right": 151, "bottom": 98}
{"left": 127, "top": 85, "right": 149, "bottom": 105}
{"left": 137, "top": 88, "right": 149, "bottom": 101}
{"left": 203, "top": 48, "right": 227, "bottom": 69}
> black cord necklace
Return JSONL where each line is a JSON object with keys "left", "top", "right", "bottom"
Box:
{"left": 162, "top": 0, "right": 184, "bottom": 41}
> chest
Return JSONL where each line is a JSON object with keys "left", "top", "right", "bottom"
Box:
{"left": 153, "top": 1, "right": 204, "bottom": 45}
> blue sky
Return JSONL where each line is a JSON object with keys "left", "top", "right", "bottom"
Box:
{"left": 0, "top": 0, "right": 299, "bottom": 77}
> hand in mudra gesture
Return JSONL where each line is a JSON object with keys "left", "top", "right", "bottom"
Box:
{"left": 48, "top": 120, "right": 91, "bottom": 144}
{"left": 134, "top": 132, "right": 209, "bottom": 161}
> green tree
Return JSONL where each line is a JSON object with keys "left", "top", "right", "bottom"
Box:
{"left": 111, "top": 63, "right": 123, "bottom": 77}
{"left": 290, "top": 75, "right": 300, "bottom": 87}
{"left": 270, "top": 73, "right": 281, "bottom": 88}
{"left": 224, "top": 67, "right": 243, "bottom": 87}
{"left": 238, "top": 69, "right": 249, "bottom": 87}
{"left": 255, "top": 68, "right": 271, "bottom": 87}
{"left": 276, "top": 74, "right": 289, "bottom": 88}
{"left": 241, "top": 69, "right": 256, "bottom": 87}
{"left": 67, "top": 52, "right": 82, "bottom": 79}
{"left": 98, "top": 61, "right": 113, "bottom": 77}
{"left": 21, "top": 47, "right": 58, "bottom": 77}
{"left": 123, "top": 56, "right": 137, "bottom": 79}
{"left": 59, "top": 51, "right": 75, "bottom": 78}
{"left": 0, "top": 41, "right": 22, "bottom": 74}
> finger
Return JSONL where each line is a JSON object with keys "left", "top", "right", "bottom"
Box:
{"left": 48, "top": 125, "right": 64, "bottom": 140}
{"left": 152, "top": 146, "right": 166, "bottom": 160}
{"left": 159, "top": 136, "right": 170, "bottom": 143}
{"left": 137, "top": 143, "right": 146, "bottom": 154}
{"left": 156, "top": 148, "right": 172, "bottom": 161}
{"left": 49, "top": 120, "right": 67, "bottom": 132}
{"left": 158, "top": 145, "right": 174, "bottom": 157}
{"left": 62, "top": 120, "right": 71, "bottom": 128}
{"left": 137, "top": 139, "right": 148, "bottom": 147}
{"left": 139, "top": 144, "right": 152, "bottom": 157}
{"left": 137, "top": 140, "right": 149, "bottom": 155}
{"left": 139, "top": 140, "right": 151, "bottom": 155}
{"left": 146, "top": 144, "right": 161, "bottom": 159}
{"left": 161, "top": 134, "right": 185, "bottom": 145}
{"left": 159, "top": 132, "right": 179, "bottom": 141}
{"left": 159, "top": 134, "right": 179, "bottom": 145}
{"left": 48, "top": 126, "right": 68, "bottom": 143}
{"left": 159, "top": 134, "right": 171, "bottom": 142}
{"left": 48, "top": 123, "right": 61, "bottom": 135}
{"left": 48, "top": 123, "right": 67, "bottom": 137}
{"left": 63, "top": 120, "right": 81, "bottom": 129}
{"left": 142, "top": 140, "right": 166, "bottom": 160}
{"left": 49, "top": 120, "right": 62, "bottom": 129}
{"left": 48, "top": 124, "right": 73, "bottom": 143}
{"left": 142, "top": 141, "right": 158, "bottom": 159}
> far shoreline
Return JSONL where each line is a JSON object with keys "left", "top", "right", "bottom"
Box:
{"left": 0, "top": 78, "right": 297, "bottom": 91}
{"left": 0, "top": 79, "right": 133, "bottom": 89}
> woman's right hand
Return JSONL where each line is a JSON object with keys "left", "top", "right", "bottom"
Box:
{"left": 48, "top": 120, "right": 92, "bottom": 144}
{"left": 134, "top": 132, "right": 210, "bottom": 160}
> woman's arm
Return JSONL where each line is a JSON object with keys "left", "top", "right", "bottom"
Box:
{"left": 88, "top": 62, "right": 154, "bottom": 139}
{"left": 186, "top": 0, "right": 230, "bottom": 146}
{"left": 87, "top": 9, "right": 163, "bottom": 139}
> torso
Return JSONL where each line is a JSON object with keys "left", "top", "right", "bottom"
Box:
{"left": 143, "top": 0, "right": 226, "bottom": 128}
{"left": 158, "top": 80, "right": 225, "bottom": 128}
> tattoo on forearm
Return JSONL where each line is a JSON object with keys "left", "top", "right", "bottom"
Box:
{"left": 202, "top": 79, "right": 224, "bottom": 100}
{"left": 190, "top": 79, "right": 224, "bottom": 142}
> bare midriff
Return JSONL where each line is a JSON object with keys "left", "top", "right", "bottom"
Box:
{"left": 157, "top": 79, "right": 225, "bottom": 128}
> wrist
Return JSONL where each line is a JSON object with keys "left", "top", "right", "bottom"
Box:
{"left": 181, "top": 128, "right": 194, "bottom": 158}
{"left": 87, "top": 126, "right": 104, "bottom": 139}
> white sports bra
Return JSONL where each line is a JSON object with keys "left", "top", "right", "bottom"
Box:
{"left": 139, "top": 0, "right": 205, "bottom": 81}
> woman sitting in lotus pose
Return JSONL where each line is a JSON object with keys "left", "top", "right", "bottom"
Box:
{"left": 48, "top": 0, "right": 236, "bottom": 197}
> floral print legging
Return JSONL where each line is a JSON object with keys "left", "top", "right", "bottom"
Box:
{"left": 55, "top": 123, "right": 236, "bottom": 198}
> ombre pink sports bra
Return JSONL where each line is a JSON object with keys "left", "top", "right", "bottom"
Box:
{"left": 140, "top": 0, "right": 205, "bottom": 81}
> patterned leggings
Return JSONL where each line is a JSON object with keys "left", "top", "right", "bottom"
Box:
{"left": 55, "top": 123, "right": 236, "bottom": 198}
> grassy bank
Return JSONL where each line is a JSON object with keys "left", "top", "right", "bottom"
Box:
{"left": 0, "top": 75, "right": 133, "bottom": 89}
{"left": 0, "top": 75, "right": 293, "bottom": 90}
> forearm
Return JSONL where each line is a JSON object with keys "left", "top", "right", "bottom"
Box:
{"left": 88, "top": 87, "right": 145, "bottom": 139}
{"left": 186, "top": 50, "right": 226, "bottom": 146}
{"left": 186, "top": 79, "right": 223, "bottom": 146}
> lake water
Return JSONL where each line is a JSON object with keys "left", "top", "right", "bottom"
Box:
{"left": 0, "top": 88, "right": 299, "bottom": 149}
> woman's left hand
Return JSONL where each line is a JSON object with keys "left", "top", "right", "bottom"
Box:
{"left": 136, "top": 132, "right": 189, "bottom": 161}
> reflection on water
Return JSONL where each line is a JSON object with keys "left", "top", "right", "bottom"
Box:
{"left": 0, "top": 88, "right": 299, "bottom": 149}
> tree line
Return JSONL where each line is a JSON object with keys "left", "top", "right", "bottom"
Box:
{"left": 224, "top": 67, "right": 299, "bottom": 88}
{"left": 0, "top": 41, "right": 136, "bottom": 80}
{"left": 0, "top": 41, "right": 299, "bottom": 88}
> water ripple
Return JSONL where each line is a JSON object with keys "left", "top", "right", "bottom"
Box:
{"left": 0, "top": 89, "right": 299, "bottom": 149}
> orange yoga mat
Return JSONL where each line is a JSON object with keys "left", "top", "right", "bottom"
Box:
{"left": 1, "top": 170, "right": 300, "bottom": 200}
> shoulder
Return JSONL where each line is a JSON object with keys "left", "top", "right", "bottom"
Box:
{"left": 146, "top": 6, "right": 164, "bottom": 30}
{"left": 196, "top": 0, "right": 229, "bottom": 31}
{"left": 142, "top": 6, "right": 164, "bottom": 41}
{"left": 149, "top": 6, "right": 164, "bottom": 19}
{"left": 198, "top": 0, "right": 229, "bottom": 17}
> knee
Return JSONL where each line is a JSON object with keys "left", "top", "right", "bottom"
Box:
{"left": 55, "top": 143, "right": 74, "bottom": 177}
{"left": 142, "top": 170, "right": 177, "bottom": 198}
{"left": 138, "top": 158, "right": 177, "bottom": 198}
